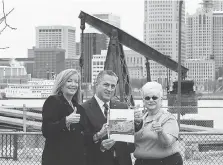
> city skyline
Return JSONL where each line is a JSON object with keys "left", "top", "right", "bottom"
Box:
{"left": 0, "top": 0, "right": 201, "bottom": 59}
{"left": 144, "top": 1, "right": 186, "bottom": 84}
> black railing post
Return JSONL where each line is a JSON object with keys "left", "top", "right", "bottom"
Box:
{"left": 79, "top": 13, "right": 85, "bottom": 103}
{"left": 13, "top": 134, "right": 18, "bottom": 160}
{"left": 177, "top": 0, "right": 183, "bottom": 131}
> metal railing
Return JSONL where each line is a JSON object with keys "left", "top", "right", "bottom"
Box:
{"left": 0, "top": 132, "right": 43, "bottom": 165}
{"left": 0, "top": 132, "right": 222, "bottom": 165}
{"left": 0, "top": 105, "right": 222, "bottom": 164}
{"left": 179, "top": 132, "right": 223, "bottom": 165}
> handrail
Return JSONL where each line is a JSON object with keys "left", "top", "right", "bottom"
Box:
{"left": 180, "top": 132, "right": 223, "bottom": 135}
{"left": 1, "top": 106, "right": 223, "bottom": 109}
{"left": 0, "top": 131, "right": 42, "bottom": 135}
{"left": 0, "top": 131, "right": 222, "bottom": 135}
{"left": 0, "top": 105, "right": 42, "bottom": 109}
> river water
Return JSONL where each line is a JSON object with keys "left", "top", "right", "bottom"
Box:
{"left": 0, "top": 99, "right": 222, "bottom": 129}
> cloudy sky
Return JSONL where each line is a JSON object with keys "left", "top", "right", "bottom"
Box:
{"left": 0, "top": 0, "right": 202, "bottom": 58}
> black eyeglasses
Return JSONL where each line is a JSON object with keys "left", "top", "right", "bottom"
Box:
{"left": 144, "top": 96, "right": 159, "bottom": 101}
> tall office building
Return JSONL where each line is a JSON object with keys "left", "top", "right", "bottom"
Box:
{"left": 33, "top": 48, "right": 65, "bottom": 79}
{"left": 185, "top": 1, "right": 223, "bottom": 88}
{"left": 93, "top": 13, "right": 121, "bottom": 28}
{"left": 124, "top": 50, "right": 147, "bottom": 80}
{"left": 213, "top": 0, "right": 223, "bottom": 11}
{"left": 199, "top": 0, "right": 223, "bottom": 12}
{"left": 82, "top": 31, "right": 107, "bottom": 83}
{"left": 144, "top": 0, "right": 186, "bottom": 85}
{"left": 27, "top": 48, "right": 35, "bottom": 58}
{"left": 92, "top": 13, "right": 121, "bottom": 47}
{"left": 92, "top": 50, "right": 107, "bottom": 85}
{"left": 186, "top": 11, "right": 213, "bottom": 60}
{"left": 184, "top": 59, "right": 215, "bottom": 90}
{"left": 186, "top": 1, "right": 223, "bottom": 71}
{"left": 213, "top": 11, "right": 223, "bottom": 70}
{"left": 76, "top": 42, "right": 81, "bottom": 56}
{"left": 36, "top": 26, "right": 76, "bottom": 59}
{"left": 92, "top": 50, "right": 147, "bottom": 84}
{"left": 65, "top": 58, "right": 80, "bottom": 71}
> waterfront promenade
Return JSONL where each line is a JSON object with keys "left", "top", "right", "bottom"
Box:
{"left": 0, "top": 106, "right": 223, "bottom": 165}
{"left": 0, "top": 131, "right": 223, "bottom": 165}
{"left": 0, "top": 101, "right": 223, "bottom": 164}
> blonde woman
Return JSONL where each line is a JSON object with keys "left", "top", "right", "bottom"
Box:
{"left": 41, "top": 69, "right": 92, "bottom": 165}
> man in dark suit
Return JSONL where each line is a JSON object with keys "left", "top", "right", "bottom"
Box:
{"left": 82, "top": 70, "right": 134, "bottom": 165}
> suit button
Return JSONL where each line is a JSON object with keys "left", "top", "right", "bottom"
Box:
{"left": 81, "top": 131, "right": 84, "bottom": 135}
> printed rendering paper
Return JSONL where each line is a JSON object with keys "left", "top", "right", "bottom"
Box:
{"left": 108, "top": 109, "right": 134, "bottom": 143}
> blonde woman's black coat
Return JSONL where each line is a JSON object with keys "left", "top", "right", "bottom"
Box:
{"left": 41, "top": 94, "right": 92, "bottom": 165}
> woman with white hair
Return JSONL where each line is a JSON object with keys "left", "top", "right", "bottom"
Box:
{"left": 134, "top": 81, "right": 183, "bottom": 165}
{"left": 41, "top": 69, "right": 92, "bottom": 165}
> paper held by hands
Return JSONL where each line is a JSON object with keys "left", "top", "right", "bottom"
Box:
{"left": 108, "top": 109, "right": 135, "bottom": 143}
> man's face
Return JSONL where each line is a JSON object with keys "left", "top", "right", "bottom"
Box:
{"left": 95, "top": 74, "right": 118, "bottom": 102}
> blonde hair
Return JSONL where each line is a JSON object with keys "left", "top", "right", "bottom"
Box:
{"left": 52, "top": 69, "right": 81, "bottom": 102}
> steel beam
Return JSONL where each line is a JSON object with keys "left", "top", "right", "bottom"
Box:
{"left": 79, "top": 11, "right": 188, "bottom": 77}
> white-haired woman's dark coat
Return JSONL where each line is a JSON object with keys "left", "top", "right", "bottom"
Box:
{"left": 41, "top": 94, "right": 92, "bottom": 165}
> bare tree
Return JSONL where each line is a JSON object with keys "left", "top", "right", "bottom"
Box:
{"left": 0, "top": 0, "right": 16, "bottom": 49}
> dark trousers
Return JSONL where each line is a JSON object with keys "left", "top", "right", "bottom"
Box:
{"left": 89, "top": 156, "right": 120, "bottom": 165}
{"left": 114, "top": 157, "right": 120, "bottom": 165}
{"left": 135, "top": 152, "right": 183, "bottom": 165}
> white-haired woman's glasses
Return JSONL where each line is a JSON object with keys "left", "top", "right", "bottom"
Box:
{"left": 144, "top": 96, "right": 159, "bottom": 101}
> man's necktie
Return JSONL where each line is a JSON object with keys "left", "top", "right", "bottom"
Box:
{"left": 103, "top": 103, "right": 109, "bottom": 118}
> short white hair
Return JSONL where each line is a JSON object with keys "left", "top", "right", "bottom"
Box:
{"left": 141, "top": 81, "right": 163, "bottom": 98}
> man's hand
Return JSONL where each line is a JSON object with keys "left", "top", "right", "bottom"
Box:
{"left": 93, "top": 123, "right": 109, "bottom": 142}
{"left": 98, "top": 123, "right": 108, "bottom": 138}
{"left": 100, "top": 139, "right": 116, "bottom": 151}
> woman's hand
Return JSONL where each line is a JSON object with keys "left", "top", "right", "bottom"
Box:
{"left": 151, "top": 121, "right": 163, "bottom": 133}
{"left": 66, "top": 108, "right": 80, "bottom": 124}
{"left": 151, "top": 120, "right": 177, "bottom": 147}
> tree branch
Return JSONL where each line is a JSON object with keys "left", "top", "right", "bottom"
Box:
{"left": 0, "top": 8, "right": 14, "bottom": 24}
{"left": 1, "top": 0, "right": 16, "bottom": 30}
{"left": 0, "top": 46, "right": 9, "bottom": 49}
{"left": 0, "top": 0, "right": 17, "bottom": 49}
{"left": 0, "top": 25, "right": 7, "bottom": 34}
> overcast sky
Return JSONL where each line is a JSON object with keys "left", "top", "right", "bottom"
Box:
{"left": 0, "top": 0, "right": 202, "bottom": 58}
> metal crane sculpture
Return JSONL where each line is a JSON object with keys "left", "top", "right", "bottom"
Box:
{"left": 78, "top": 11, "right": 188, "bottom": 106}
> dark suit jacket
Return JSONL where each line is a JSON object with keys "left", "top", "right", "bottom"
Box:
{"left": 41, "top": 94, "right": 92, "bottom": 165}
{"left": 81, "top": 97, "right": 134, "bottom": 165}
